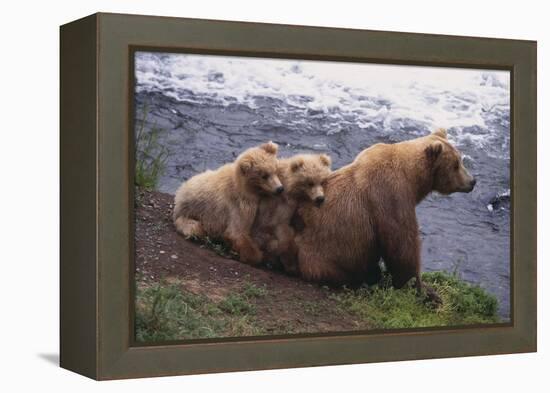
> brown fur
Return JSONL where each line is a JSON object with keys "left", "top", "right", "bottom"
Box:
{"left": 252, "top": 154, "right": 332, "bottom": 273}
{"left": 294, "top": 129, "right": 476, "bottom": 299}
{"left": 173, "top": 142, "right": 282, "bottom": 265}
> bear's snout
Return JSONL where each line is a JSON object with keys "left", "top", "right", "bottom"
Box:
{"left": 458, "top": 176, "right": 477, "bottom": 193}
{"left": 315, "top": 195, "right": 325, "bottom": 206}
{"left": 265, "top": 175, "right": 283, "bottom": 194}
{"left": 469, "top": 178, "right": 477, "bottom": 189}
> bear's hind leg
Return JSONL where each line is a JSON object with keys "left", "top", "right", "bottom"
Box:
{"left": 378, "top": 211, "right": 441, "bottom": 306}
{"left": 174, "top": 216, "right": 205, "bottom": 238}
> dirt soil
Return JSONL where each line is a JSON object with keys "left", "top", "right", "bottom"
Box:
{"left": 134, "top": 189, "right": 369, "bottom": 334}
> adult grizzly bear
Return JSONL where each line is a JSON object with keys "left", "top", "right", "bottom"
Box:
{"left": 173, "top": 142, "right": 282, "bottom": 265}
{"left": 294, "top": 129, "right": 476, "bottom": 301}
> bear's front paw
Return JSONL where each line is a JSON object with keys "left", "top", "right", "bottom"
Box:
{"left": 283, "top": 262, "right": 299, "bottom": 276}
{"left": 281, "top": 255, "right": 299, "bottom": 276}
{"left": 239, "top": 245, "right": 264, "bottom": 266}
{"left": 423, "top": 284, "right": 442, "bottom": 308}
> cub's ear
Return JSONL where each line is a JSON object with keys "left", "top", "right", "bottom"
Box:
{"left": 290, "top": 158, "right": 305, "bottom": 172}
{"left": 239, "top": 157, "right": 253, "bottom": 174}
{"left": 260, "top": 141, "right": 278, "bottom": 155}
{"left": 319, "top": 154, "right": 331, "bottom": 168}
{"left": 425, "top": 142, "right": 443, "bottom": 162}
{"left": 432, "top": 128, "right": 447, "bottom": 139}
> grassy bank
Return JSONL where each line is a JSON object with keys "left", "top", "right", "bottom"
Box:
{"left": 135, "top": 271, "right": 499, "bottom": 342}
{"left": 332, "top": 271, "right": 499, "bottom": 329}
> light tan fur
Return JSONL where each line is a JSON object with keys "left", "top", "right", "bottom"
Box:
{"left": 294, "top": 129, "right": 475, "bottom": 302}
{"left": 173, "top": 142, "right": 282, "bottom": 265}
{"left": 252, "top": 154, "right": 332, "bottom": 273}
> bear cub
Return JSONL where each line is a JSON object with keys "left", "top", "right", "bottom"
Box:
{"left": 252, "top": 153, "right": 332, "bottom": 273}
{"left": 173, "top": 142, "right": 282, "bottom": 265}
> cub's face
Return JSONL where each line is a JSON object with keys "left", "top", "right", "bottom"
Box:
{"left": 426, "top": 132, "right": 476, "bottom": 195}
{"left": 289, "top": 154, "right": 332, "bottom": 206}
{"left": 238, "top": 142, "right": 284, "bottom": 195}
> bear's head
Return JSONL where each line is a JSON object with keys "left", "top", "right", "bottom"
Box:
{"left": 237, "top": 141, "right": 284, "bottom": 195}
{"left": 286, "top": 154, "right": 332, "bottom": 206}
{"left": 425, "top": 128, "right": 476, "bottom": 195}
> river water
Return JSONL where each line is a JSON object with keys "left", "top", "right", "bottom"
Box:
{"left": 134, "top": 51, "right": 511, "bottom": 319}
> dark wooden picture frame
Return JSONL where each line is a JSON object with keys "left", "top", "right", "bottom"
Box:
{"left": 60, "top": 12, "right": 536, "bottom": 380}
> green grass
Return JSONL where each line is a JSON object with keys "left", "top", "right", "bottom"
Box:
{"left": 135, "top": 280, "right": 268, "bottom": 342}
{"left": 332, "top": 271, "right": 500, "bottom": 329}
{"left": 242, "top": 281, "right": 269, "bottom": 298}
{"left": 218, "top": 293, "right": 256, "bottom": 315}
{"left": 216, "top": 282, "right": 268, "bottom": 315}
{"left": 135, "top": 102, "right": 170, "bottom": 190}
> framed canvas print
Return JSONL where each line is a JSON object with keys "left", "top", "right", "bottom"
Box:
{"left": 60, "top": 13, "right": 537, "bottom": 380}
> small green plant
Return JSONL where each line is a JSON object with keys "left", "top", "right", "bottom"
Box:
{"left": 242, "top": 281, "right": 268, "bottom": 298}
{"left": 218, "top": 282, "right": 268, "bottom": 315}
{"left": 135, "top": 102, "right": 170, "bottom": 189}
{"left": 219, "top": 294, "right": 256, "bottom": 315}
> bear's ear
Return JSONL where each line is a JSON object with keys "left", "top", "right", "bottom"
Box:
{"left": 432, "top": 128, "right": 447, "bottom": 139}
{"left": 239, "top": 157, "right": 253, "bottom": 174}
{"left": 290, "top": 158, "right": 305, "bottom": 172}
{"left": 425, "top": 142, "right": 443, "bottom": 163}
{"left": 319, "top": 154, "right": 331, "bottom": 168}
{"left": 260, "top": 141, "right": 278, "bottom": 155}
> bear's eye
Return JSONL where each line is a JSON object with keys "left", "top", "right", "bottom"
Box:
{"left": 454, "top": 161, "right": 460, "bottom": 170}
{"left": 262, "top": 174, "right": 269, "bottom": 180}
{"left": 308, "top": 181, "right": 314, "bottom": 187}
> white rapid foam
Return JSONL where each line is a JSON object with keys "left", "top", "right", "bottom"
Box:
{"left": 135, "top": 51, "right": 509, "bottom": 142}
